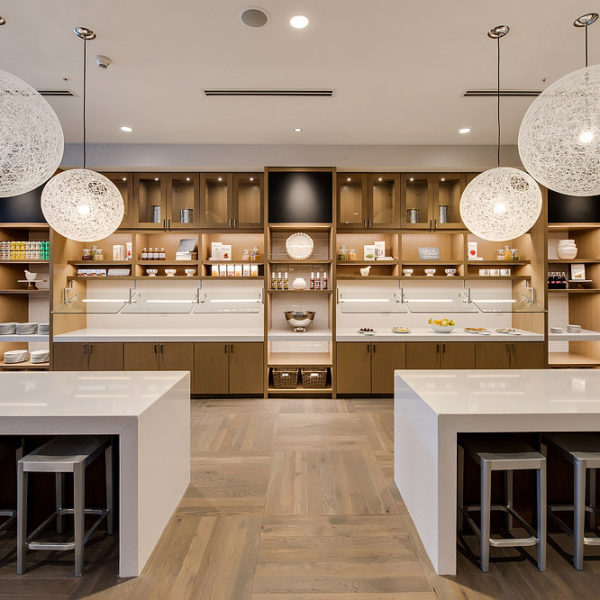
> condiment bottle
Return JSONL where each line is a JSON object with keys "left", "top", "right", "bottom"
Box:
{"left": 283, "top": 272, "right": 289, "bottom": 290}
{"left": 322, "top": 271, "right": 328, "bottom": 290}
{"left": 277, "top": 272, "right": 283, "bottom": 290}
{"left": 160, "top": 248, "right": 166, "bottom": 260}
{"left": 271, "top": 272, "right": 277, "bottom": 289}
{"left": 315, "top": 272, "right": 321, "bottom": 290}
{"left": 310, "top": 272, "right": 315, "bottom": 290}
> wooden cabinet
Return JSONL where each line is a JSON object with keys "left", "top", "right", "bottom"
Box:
{"left": 337, "top": 174, "right": 399, "bottom": 229}
{"left": 124, "top": 342, "right": 194, "bottom": 375}
{"left": 101, "top": 173, "right": 133, "bottom": 227}
{"left": 201, "top": 173, "right": 263, "bottom": 229}
{"left": 53, "top": 342, "right": 124, "bottom": 371}
{"left": 401, "top": 173, "right": 466, "bottom": 229}
{"left": 405, "top": 342, "right": 475, "bottom": 369}
{"left": 475, "top": 342, "right": 545, "bottom": 369}
{"left": 193, "top": 342, "right": 264, "bottom": 395}
{"left": 133, "top": 173, "right": 199, "bottom": 229}
{"left": 336, "top": 342, "right": 405, "bottom": 395}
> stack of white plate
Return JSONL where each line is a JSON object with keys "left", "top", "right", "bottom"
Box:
{"left": 4, "top": 350, "right": 28, "bottom": 364}
{"left": 16, "top": 323, "right": 38, "bottom": 335}
{"left": 38, "top": 323, "right": 50, "bottom": 335}
{"left": 0, "top": 323, "right": 16, "bottom": 335}
{"left": 30, "top": 349, "right": 49, "bottom": 364}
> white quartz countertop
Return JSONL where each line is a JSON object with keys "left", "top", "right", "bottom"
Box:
{"left": 396, "top": 369, "right": 600, "bottom": 416}
{"left": 0, "top": 371, "right": 188, "bottom": 418}
{"left": 53, "top": 328, "right": 264, "bottom": 342}
{"left": 337, "top": 328, "right": 543, "bottom": 342}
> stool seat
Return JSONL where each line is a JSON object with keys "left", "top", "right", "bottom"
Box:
{"left": 20, "top": 436, "right": 109, "bottom": 472}
{"left": 458, "top": 434, "right": 546, "bottom": 572}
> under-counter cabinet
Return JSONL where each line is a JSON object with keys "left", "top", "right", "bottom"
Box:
{"left": 336, "top": 342, "right": 405, "bottom": 395}
{"left": 53, "top": 342, "right": 124, "bottom": 371}
{"left": 337, "top": 174, "right": 400, "bottom": 229}
{"left": 475, "top": 341, "right": 545, "bottom": 369}
{"left": 405, "top": 342, "right": 476, "bottom": 369}
{"left": 124, "top": 342, "right": 194, "bottom": 374}
{"left": 193, "top": 342, "right": 263, "bottom": 395}
{"left": 201, "top": 173, "right": 263, "bottom": 229}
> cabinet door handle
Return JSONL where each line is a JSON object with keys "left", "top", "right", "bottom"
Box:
{"left": 153, "top": 344, "right": 158, "bottom": 354}
{"left": 233, "top": 217, "right": 237, "bottom": 228}
{"left": 82, "top": 344, "right": 87, "bottom": 355}
{"left": 429, "top": 219, "right": 433, "bottom": 230}
{"left": 372, "top": 343, "right": 376, "bottom": 353}
{"left": 167, "top": 219, "right": 171, "bottom": 230}
{"left": 434, "top": 218, "right": 437, "bottom": 230}
{"left": 160, "top": 344, "right": 164, "bottom": 354}
{"left": 89, "top": 344, "right": 93, "bottom": 355}
{"left": 224, "top": 344, "right": 228, "bottom": 354}
{"left": 229, "top": 344, "right": 234, "bottom": 353}
{"left": 162, "top": 219, "right": 166, "bottom": 230}
{"left": 436, "top": 344, "right": 440, "bottom": 353}
{"left": 366, "top": 344, "right": 371, "bottom": 353}
{"left": 442, "top": 343, "right": 446, "bottom": 353}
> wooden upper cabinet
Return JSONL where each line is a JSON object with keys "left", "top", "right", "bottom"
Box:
{"left": 101, "top": 173, "right": 133, "bottom": 228}
{"left": 200, "top": 174, "right": 232, "bottom": 228}
{"left": 337, "top": 174, "right": 368, "bottom": 229}
{"left": 167, "top": 174, "right": 200, "bottom": 228}
{"left": 133, "top": 173, "right": 168, "bottom": 228}
{"left": 368, "top": 174, "right": 400, "bottom": 228}
{"left": 232, "top": 173, "right": 263, "bottom": 229}
{"left": 401, "top": 174, "right": 433, "bottom": 228}
{"left": 432, "top": 173, "right": 466, "bottom": 229}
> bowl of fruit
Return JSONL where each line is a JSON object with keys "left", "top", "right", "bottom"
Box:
{"left": 428, "top": 318, "right": 455, "bottom": 333}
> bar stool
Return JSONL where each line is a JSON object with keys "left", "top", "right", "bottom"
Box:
{"left": 458, "top": 434, "right": 546, "bottom": 572}
{"left": 541, "top": 432, "right": 600, "bottom": 570}
{"left": 17, "top": 435, "right": 113, "bottom": 577}
{"left": 0, "top": 440, "right": 23, "bottom": 533}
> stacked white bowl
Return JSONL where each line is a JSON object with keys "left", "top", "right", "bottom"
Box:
{"left": 30, "top": 349, "right": 49, "bottom": 364}
{"left": 0, "top": 323, "right": 16, "bottom": 335}
{"left": 4, "top": 350, "right": 28, "bottom": 364}
{"left": 38, "top": 323, "right": 50, "bottom": 335}
{"left": 16, "top": 323, "right": 38, "bottom": 335}
{"left": 557, "top": 239, "right": 578, "bottom": 260}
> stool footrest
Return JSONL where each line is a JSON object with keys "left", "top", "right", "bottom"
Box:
{"left": 549, "top": 504, "right": 600, "bottom": 546}
{"left": 27, "top": 508, "right": 108, "bottom": 552}
{"left": 0, "top": 510, "right": 15, "bottom": 534}
{"left": 463, "top": 504, "right": 539, "bottom": 547}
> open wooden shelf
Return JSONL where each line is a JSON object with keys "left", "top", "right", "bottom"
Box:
{"left": 548, "top": 288, "right": 600, "bottom": 294}
{"left": 337, "top": 261, "right": 397, "bottom": 266}
{"left": 466, "top": 260, "right": 531, "bottom": 266}
{"left": 548, "top": 223, "right": 600, "bottom": 230}
{"left": 267, "top": 289, "right": 332, "bottom": 294}
{"left": 548, "top": 259, "right": 600, "bottom": 264}
{"left": 270, "top": 259, "right": 332, "bottom": 264}
{"left": 0, "top": 360, "right": 49, "bottom": 370}
{"left": 268, "top": 352, "right": 332, "bottom": 366}
{"left": 268, "top": 386, "right": 333, "bottom": 395}
{"left": 203, "top": 260, "right": 264, "bottom": 265}
{"left": 0, "top": 289, "right": 49, "bottom": 294}
{"left": 401, "top": 260, "right": 462, "bottom": 266}
{"left": 68, "top": 260, "right": 132, "bottom": 266}
{"left": 202, "top": 276, "right": 263, "bottom": 281}
{"left": 548, "top": 352, "right": 600, "bottom": 367}
{"left": 0, "top": 260, "right": 49, "bottom": 264}
{"left": 137, "top": 260, "right": 199, "bottom": 266}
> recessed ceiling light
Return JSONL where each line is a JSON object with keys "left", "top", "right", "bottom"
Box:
{"left": 122, "top": 177, "right": 127, "bottom": 181}
{"left": 293, "top": 127, "right": 302, "bottom": 133}
{"left": 154, "top": 177, "right": 159, "bottom": 181}
{"left": 240, "top": 8, "right": 269, "bottom": 28}
{"left": 218, "top": 177, "right": 223, "bottom": 182}
{"left": 409, "top": 177, "right": 414, "bottom": 182}
{"left": 290, "top": 15, "right": 309, "bottom": 29}
{"left": 459, "top": 127, "right": 471, "bottom": 134}
{"left": 120, "top": 125, "right": 133, "bottom": 133}
{"left": 185, "top": 177, "right": 191, "bottom": 181}
{"left": 346, "top": 177, "right": 351, "bottom": 182}
{"left": 440, "top": 177, "right": 446, "bottom": 182}
{"left": 249, "top": 177, "right": 254, "bottom": 181}
{"left": 378, "top": 177, "right": 383, "bottom": 182}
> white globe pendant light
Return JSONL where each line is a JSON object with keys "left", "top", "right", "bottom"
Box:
{"left": 42, "top": 27, "right": 123, "bottom": 241}
{"left": 0, "top": 69, "right": 64, "bottom": 197}
{"left": 518, "top": 13, "right": 600, "bottom": 196}
{"left": 460, "top": 26, "right": 542, "bottom": 241}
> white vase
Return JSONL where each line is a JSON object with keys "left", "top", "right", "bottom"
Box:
{"left": 292, "top": 277, "right": 307, "bottom": 290}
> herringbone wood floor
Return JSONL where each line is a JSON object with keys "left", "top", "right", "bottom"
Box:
{"left": 1, "top": 398, "right": 600, "bottom": 599}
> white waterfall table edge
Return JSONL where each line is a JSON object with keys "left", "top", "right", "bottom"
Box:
{"left": 0, "top": 370, "right": 191, "bottom": 578}
{"left": 394, "top": 368, "right": 600, "bottom": 575}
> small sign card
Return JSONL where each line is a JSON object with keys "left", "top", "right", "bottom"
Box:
{"left": 418, "top": 247, "right": 441, "bottom": 260}
{"left": 571, "top": 264, "right": 586, "bottom": 280}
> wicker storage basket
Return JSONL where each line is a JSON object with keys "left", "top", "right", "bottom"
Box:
{"left": 272, "top": 367, "right": 299, "bottom": 389}
{"left": 301, "top": 367, "right": 328, "bottom": 389}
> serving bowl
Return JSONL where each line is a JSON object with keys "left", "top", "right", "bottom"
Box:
{"left": 165, "top": 269, "right": 177, "bottom": 277}
{"left": 428, "top": 318, "right": 455, "bottom": 334}
{"left": 284, "top": 310, "right": 316, "bottom": 332}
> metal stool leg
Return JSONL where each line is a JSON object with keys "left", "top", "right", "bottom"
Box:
{"left": 574, "top": 459, "right": 586, "bottom": 570}
{"left": 16, "top": 463, "right": 28, "bottom": 575}
{"left": 588, "top": 468, "right": 597, "bottom": 531}
{"left": 537, "top": 460, "right": 547, "bottom": 571}
{"left": 73, "top": 463, "right": 85, "bottom": 577}
{"left": 105, "top": 444, "right": 113, "bottom": 535}
{"left": 457, "top": 444, "right": 464, "bottom": 531}
{"left": 480, "top": 459, "right": 492, "bottom": 572}
{"left": 505, "top": 470, "right": 514, "bottom": 532}
{"left": 55, "top": 473, "right": 64, "bottom": 534}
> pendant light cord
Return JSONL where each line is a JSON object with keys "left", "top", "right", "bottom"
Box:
{"left": 585, "top": 21, "right": 589, "bottom": 67}
{"left": 496, "top": 36, "right": 501, "bottom": 168}
{"left": 83, "top": 37, "right": 87, "bottom": 169}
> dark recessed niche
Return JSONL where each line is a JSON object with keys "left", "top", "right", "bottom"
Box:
{"left": 0, "top": 184, "right": 47, "bottom": 223}
{"left": 548, "top": 190, "right": 600, "bottom": 223}
{"left": 268, "top": 171, "right": 333, "bottom": 223}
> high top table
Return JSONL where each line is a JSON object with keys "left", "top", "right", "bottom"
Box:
{"left": 394, "top": 369, "right": 600, "bottom": 575}
{"left": 0, "top": 371, "right": 190, "bottom": 577}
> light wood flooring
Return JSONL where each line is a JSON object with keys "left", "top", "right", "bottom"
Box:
{"left": 2, "top": 397, "right": 600, "bottom": 599}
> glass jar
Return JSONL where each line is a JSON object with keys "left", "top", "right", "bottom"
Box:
{"left": 337, "top": 245, "right": 347, "bottom": 262}
{"left": 348, "top": 248, "right": 357, "bottom": 261}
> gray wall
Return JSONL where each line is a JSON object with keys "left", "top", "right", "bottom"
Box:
{"left": 61, "top": 144, "right": 522, "bottom": 172}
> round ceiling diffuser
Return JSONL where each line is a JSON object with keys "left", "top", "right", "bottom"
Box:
{"left": 240, "top": 8, "right": 269, "bottom": 28}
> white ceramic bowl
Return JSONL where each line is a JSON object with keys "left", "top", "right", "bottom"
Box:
{"left": 557, "top": 247, "right": 578, "bottom": 259}
{"left": 146, "top": 268, "right": 158, "bottom": 277}
{"left": 184, "top": 269, "right": 196, "bottom": 277}
{"left": 424, "top": 268, "right": 436, "bottom": 276}
{"left": 430, "top": 324, "right": 455, "bottom": 333}
{"left": 165, "top": 269, "right": 177, "bottom": 277}
{"left": 360, "top": 266, "right": 371, "bottom": 276}
{"left": 402, "top": 269, "right": 413, "bottom": 277}
{"left": 445, "top": 269, "right": 456, "bottom": 276}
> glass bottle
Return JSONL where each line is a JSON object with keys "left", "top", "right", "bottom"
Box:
{"left": 283, "top": 272, "right": 289, "bottom": 290}
{"left": 310, "top": 272, "right": 315, "bottom": 290}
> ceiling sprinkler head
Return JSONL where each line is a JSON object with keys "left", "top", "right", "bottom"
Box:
{"left": 95, "top": 55, "right": 111, "bottom": 69}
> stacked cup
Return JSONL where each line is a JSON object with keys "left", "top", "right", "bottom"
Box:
{"left": 557, "top": 239, "right": 578, "bottom": 260}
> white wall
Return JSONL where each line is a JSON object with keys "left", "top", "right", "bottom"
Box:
{"left": 61, "top": 144, "right": 523, "bottom": 172}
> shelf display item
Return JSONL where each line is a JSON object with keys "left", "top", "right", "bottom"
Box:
{"left": 337, "top": 245, "right": 348, "bottom": 261}
{"left": 445, "top": 269, "right": 457, "bottom": 277}
{"left": 468, "top": 241, "right": 479, "bottom": 260}
{"left": 403, "top": 269, "right": 414, "bottom": 277}
{"left": 286, "top": 233, "right": 314, "bottom": 260}
{"left": 165, "top": 269, "right": 176, "bottom": 277}
{"left": 250, "top": 265, "right": 259, "bottom": 277}
{"left": 374, "top": 241, "right": 386, "bottom": 259}
{"left": 571, "top": 264, "right": 586, "bottom": 280}
{"left": 112, "top": 245, "right": 125, "bottom": 260}
{"left": 567, "top": 324, "right": 582, "bottom": 333}
{"left": 557, "top": 239, "right": 578, "bottom": 259}
{"left": 490, "top": 269, "right": 500, "bottom": 276}
{"left": 292, "top": 277, "right": 307, "bottom": 290}
{"left": 500, "top": 268, "right": 511, "bottom": 276}
{"left": 16, "top": 322, "right": 38, "bottom": 335}
{"left": 219, "top": 265, "right": 227, "bottom": 277}
{"left": 38, "top": 323, "right": 49, "bottom": 335}
{"left": 3, "top": 350, "right": 29, "bottom": 364}
{"left": 363, "top": 244, "right": 376, "bottom": 260}
{"left": 438, "top": 204, "right": 449, "bottom": 224}
{"left": 0, "top": 323, "right": 17, "bottom": 335}
{"left": 479, "top": 269, "right": 490, "bottom": 276}
{"left": 407, "top": 208, "right": 420, "bottom": 224}
{"left": 76, "top": 268, "right": 107, "bottom": 277}
{"left": 393, "top": 326, "right": 410, "bottom": 333}
{"left": 30, "top": 349, "right": 50, "bottom": 364}
{"left": 242, "top": 264, "right": 250, "bottom": 277}
{"left": 176, "top": 239, "right": 198, "bottom": 260}
{"left": 425, "top": 269, "right": 436, "bottom": 276}
{"left": 301, "top": 368, "right": 328, "bottom": 388}
{"left": 418, "top": 247, "right": 441, "bottom": 260}
{"left": 146, "top": 268, "right": 158, "bottom": 277}
{"left": 226, "top": 265, "right": 234, "bottom": 277}
{"left": 107, "top": 268, "right": 130, "bottom": 277}
{"left": 210, "top": 242, "right": 231, "bottom": 260}
{"left": 185, "top": 268, "right": 196, "bottom": 277}
{"left": 24, "top": 270, "right": 38, "bottom": 290}
{"left": 0, "top": 241, "right": 49, "bottom": 260}
{"left": 428, "top": 318, "right": 455, "bottom": 333}
{"left": 348, "top": 249, "right": 357, "bottom": 261}
{"left": 284, "top": 310, "right": 316, "bottom": 332}
{"left": 272, "top": 367, "right": 299, "bottom": 389}
{"left": 360, "top": 266, "right": 372, "bottom": 276}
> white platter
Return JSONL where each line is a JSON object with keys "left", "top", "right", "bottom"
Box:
{"left": 285, "top": 233, "right": 314, "bottom": 260}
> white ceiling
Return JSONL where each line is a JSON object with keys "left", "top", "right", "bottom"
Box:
{"left": 0, "top": 0, "right": 594, "bottom": 145}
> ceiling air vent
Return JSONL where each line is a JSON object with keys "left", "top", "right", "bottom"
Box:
{"left": 464, "top": 89, "right": 541, "bottom": 97}
{"left": 203, "top": 89, "right": 334, "bottom": 97}
{"left": 37, "top": 89, "right": 75, "bottom": 97}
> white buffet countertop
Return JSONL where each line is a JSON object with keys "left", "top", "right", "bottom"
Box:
{"left": 0, "top": 371, "right": 190, "bottom": 578}
{"left": 54, "top": 328, "right": 264, "bottom": 342}
{"left": 394, "top": 369, "right": 600, "bottom": 577}
{"left": 337, "top": 327, "right": 543, "bottom": 342}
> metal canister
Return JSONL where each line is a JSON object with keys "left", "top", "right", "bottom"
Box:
{"left": 150, "top": 205, "right": 161, "bottom": 223}
{"left": 180, "top": 208, "right": 193, "bottom": 224}
{"left": 407, "top": 208, "right": 420, "bottom": 224}
{"left": 438, "top": 204, "right": 449, "bottom": 224}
